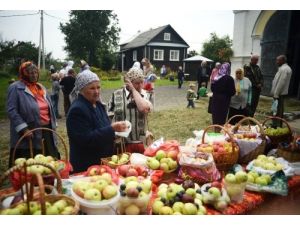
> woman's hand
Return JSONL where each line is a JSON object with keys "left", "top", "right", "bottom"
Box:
{"left": 111, "top": 121, "right": 127, "bottom": 132}
{"left": 124, "top": 77, "right": 134, "bottom": 92}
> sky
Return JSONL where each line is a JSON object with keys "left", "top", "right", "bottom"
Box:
{"left": 0, "top": 10, "right": 234, "bottom": 60}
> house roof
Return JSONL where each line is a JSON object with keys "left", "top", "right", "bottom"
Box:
{"left": 183, "top": 55, "right": 213, "bottom": 62}
{"left": 121, "top": 24, "right": 189, "bottom": 50}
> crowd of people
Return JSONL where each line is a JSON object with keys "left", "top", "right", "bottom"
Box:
{"left": 6, "top": 54, "right": 292, "bottom": 173}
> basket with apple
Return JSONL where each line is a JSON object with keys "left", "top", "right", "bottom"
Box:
{"left": 117, "top": 176, "right": 153, "bottom": 215}
{"left": 0, "top": 162, "right": 79, "bottom": 215}
{"left": 199, "top": 125, "right": 239, "bottom": 172}
{"left": 145, "top": 150, "right": 179, "bottom": 174}
{"left": 84, "top": 165, "right": 119, "bottom": 184}
{"left": 276, "top": 136, "right": 300, "bottom": 162}
{"left": 232, "top": 117, "right": 267, "bottom": 164}
{"left": 101, "top": 152, "right": 131, "bottom": 169}
{"left": 10, "top": 127, "right": 72, "bottom": 190}
{"left": 70, "top": 173, "right": 120, "bottom": 214}
{"left": 262, "top": 116, "right": 293, "bottom": 147}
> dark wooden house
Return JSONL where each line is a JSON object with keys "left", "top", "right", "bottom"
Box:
{"left": 118, "top": 24, "right": 189, "bottom": 72}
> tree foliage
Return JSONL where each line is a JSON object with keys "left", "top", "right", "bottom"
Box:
{"left": 201, "top": 32, "right": 233, "bottom": 63}
{"left": 187, "top": 50, "right": 198, "bottom": 58}
{"left": 60, "top": 10, "right": 120, "bottom": 70}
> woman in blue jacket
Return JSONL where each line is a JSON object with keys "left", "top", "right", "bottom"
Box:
{"left": 66, "top": 70, "right": 127, "bottom": 173}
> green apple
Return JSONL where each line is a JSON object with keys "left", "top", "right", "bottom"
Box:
{"left": 214, "top": 200, "right": 228, "bottom": 211}
{"left": 72, "top": 181, "right": 91, "bottom": 198}
{"left": 248, "top": 171, "right": 259, "bottom": 179}
{"left": 125, "top": 204, "right": 140, "bottom": 215}
{"left": 15, "top": 202, "right": 28, "bottom": 214}
{"left": 33, "top": 209, "right": 42, "bottom": 215}
{"left": 159, "top": 162, "right": 169, "bottom": 172}
{"left": 260, "top": 174, "right": 271, "bottom": 184}
{"left": 125, "top": 176, "right": 138, "bottom": 184}
{"left": 14, "top": 158, "right": 26, "bottom": 166}
{"left": 208, "top": 187, "right": 221, "bottom": 199}
{"left": 167, "top": 160, "right": 177, "bottom": 170}
{"left": 84, "top": 188, "right": 101, "bottom": 201}
{"left": 197, "top": 205, "right": 207, "bottom": 215}
{"left": 34, "top": 154, "right": 46, "bottom": 162}
{"left": 159, "top": 206, "right": 173, "bottom": 215}
{"left": 265, "top": 162, "right": 276, "bottom": 171}
{"left": 111, "top": 155, "right": 118, "bottom": 163}
{"left": 26, "top": 158, "right": 35, "bottom": 165}
{"left": 173, "top": 211, "right": 182, "bottom": 215}
{"left": 93, "top": 179, "right": 108, "bottom": 192}
{"left": 53, "top": 199, "right": 68, "bottom": 212}
{"left": 125, "top": 181, "right": 139, "bottom": 191}
{"left": 257, "top": 154, "right": 267, "bottom": 161}
{"left": 102, "top": 185, "right": 118, "bottom": 199}
{"left": 157, "top": 188, "right": 167, "bottom": 199}
{"left": 155, "top": 150, "right": 167, "bottom": 161}
{"left": 185, "top": 188, "right": 196, "bottom": 197}
{"left": 45, "top": 155, "right": 54, "bottom": 163}
{"left": 247, "top": 174, "right": 255, "bottom": 183}
{"left": 121, "top": 153, "right": 129, "bottom": 160}
{"left": 99, "top": 173, "right": 112, "bottom": 184}
{"left": 147, "top": 158, "right": 160, "bottom": 170}
{"left": 46, "top": 205, "right": 59, "bottom": 215}
{"left": 166, "top": 186, "right": 177, "bottom": 200}
{"left": 7, "top": 207, "right": 22, "bottom": 215}
{"left": 182, "top": 203, "right": 197, "bottom": 215}
{"left": 255, "top": 176, "right": 268, "bottom": 186}
{"left": 45, "top": 201, "right": 52, "bottom": 209}
{"left": 29, "top": 201, "right": 40, "bottom": 214}
{"left": 60, "top": 206, "right": 74, "bottom": 215}
{"left": 225, "top": 173, "right": 236, "bottom": 183}
{"left": 140, "top": 179, "right": 152, "bottom": 194}
{"left": 0, "top": 209, "right": 11, "bottom": 215}
{"left": 158, "top": 183, "right": 168, "bottom": 190}
{"left": 172, "top": 202, "right": 184, "bottom": 213}
{"left": 29, "top": 165, "right": 44, "bottom": 174}
{"left": 160, "top": 158, "right": 170, "bottom": 164}
{"left": 152, "top": 200, "right": 164, "bottom": 214}
{"left": 235, "top": 171, "right": 248, "bottom": 183}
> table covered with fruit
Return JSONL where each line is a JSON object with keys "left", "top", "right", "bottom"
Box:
{"left": 1, "top": 116, "right": 300, "bottom": 215}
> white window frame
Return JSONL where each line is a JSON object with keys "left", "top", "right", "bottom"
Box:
{"left": 169, "top": 50, "right": 180, "bottom": 61}
{"left": 153, "top": 49, "right": 164, "bottom": 61}
{"left": 164, "top": 33, "right": 171, "bottom": 41}
{"left": 132, "top": 50, "right": 137, "bottom": 61}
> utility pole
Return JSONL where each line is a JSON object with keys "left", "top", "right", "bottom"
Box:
{"left": 38, "top": 10, "right": 45, "bottom": 70}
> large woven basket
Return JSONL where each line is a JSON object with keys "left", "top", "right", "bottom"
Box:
{"left": 233, "top": 117, "right": 266, "bottom": 164}
{"left": 262, "top": 116, "right": 294, "bottom": 146}
{"left": 0, "top": 162, "right": 79, "bottom": 215}
{"left": 201, "top": 125, "right": 239, "bottom": 171}
{"left": 277, "top": 136, "right": 300, "bottom": 162}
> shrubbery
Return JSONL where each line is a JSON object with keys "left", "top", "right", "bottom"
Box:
{"left": 90, "top": 67, "right": 122, "bottom": 81}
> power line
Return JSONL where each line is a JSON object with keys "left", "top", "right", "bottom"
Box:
{"left": 0, "top": 11, "right": 39, "bottom": 17}
{"left": 44, "top": 12, "right": 68, "bottom": 22}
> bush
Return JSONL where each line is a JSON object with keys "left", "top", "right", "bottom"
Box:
{"left": 90, "top": 67, "right": 121, "bottom": 81}
{"left": 0, "top": 71, "right": 10, "bottom": 78}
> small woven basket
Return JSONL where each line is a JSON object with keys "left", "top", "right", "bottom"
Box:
{"left": 201, "top": 125, "right": 239, "bottom": 171}
{"left": 101, "top": 152, "right": 131, "bottom": 169}
{"left": 277, "top": 137, "right": 300, "bottom": 162}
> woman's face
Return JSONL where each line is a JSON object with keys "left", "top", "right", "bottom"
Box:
{"left": 81, "top": 81, "right": 100, "bottom": 105}
{"left": 235, "top": 70, "right": 243, "bottom": 80}
{"left": 132, "top": 79, "right": 144, "bottom": 92}
{"left": 28, "top": 68, "right": 39, "bottom": 83}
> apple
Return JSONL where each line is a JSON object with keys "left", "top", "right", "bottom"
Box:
{"left": 15, "top": 202, "right": 28, "bottom": 214}
{"left": 197, "top": 205, "right": 207, "bottom": 215}
{"left": 147, "top": 158, "right": 160, "bottom": 170}
{"left": 265, "top": 162, "right": 276, "bottom": 171}
{"left": 33, "top": 209, "right": 42, "bottom": 215}
{"left": 26, "top": 158, "right": 35, "bottom": 165}
{"left": 173, "top": 211, "right": 182, "bottom": 215}
{"left": 102, "top": 185, "right": 118, "bottom": 199}
{"left": 73, "top": 181, "right": 92, "bottom": 198}
{"left": 166, "top": 186, "right": 177, "bottom": 200}
{"left": 181, "top": 193, "right": 194, "bottom": 203}
{"left": 125, "top": 204, "right": 140, "bottom": 215}
{"left": 93, "top": 179, "right": 108, "bottom": 192}
{"left": 257, "top": 154, "right": 267, "bottom": 161}
{"left": 125, "top": 181, "right": 139, "bottom": 191}
{"left": 160, "top": 162, "right": 169, "bottom": 172}
{"left": 157, "top": 188, "right": 167, "bottom": 199}
{"left": 185, "top": 188, "right": 196, "bottom": 198}
{"left": 29, "top": 201, "right": 40, "bottom": 214}
{"left": 155, "top": 150, "right": 167, "bottom": 161}
{"left": 84, "top": 188, "right": 101, "bottom": 201}
{"left": 167, "top": 160, "right": 177, "bottom": 170}
{"left": 126, "top": 187, "right": 139, "bottom": 198}
{"left": 60, "top": 206, "right": 74, "bottom": 215}
{"left": 14, "top": 158, "right": 26, "bottom": 166}
{"left": 126, "top": 168, "right": 138, "bottom": 177}
{"left": 111, "top": 155, "right": 118, "bottom": 163}
{"left": 45, "top": 155, "right": 54, "bottom": 163}
{"left": 167, "top": 150, "right": 178, "bottom": 160}
{"left": 159, "top": 206, "right": 173, "bottom": 215}
{"left": 118, "top": 164, "right": 130, "bottom": 177}
{"left": 34, "top": 154, "right": 46, "bottom": 162}
{"left": 248, "top": 171, "right": 259, "bottom": 179}
{"left": 182, "top": 203, "right": 197, "bottom": 215}
{"left": 100, "top": 172, "right": 112, "bottom": 184}
{"left": 158, "top": 183, "right": 168, "bottom": 190}
{"left": 182, "top": 180, "right": 195, "bottom": 190}
{"left": 140, "top": 179, "right": 152, "bottom": 194}
{"left": 125, "top": 176, "right": 138, "bottom": 184}
{"left": 152, "top": 200, "right": 164, "bottom": 214}
{"left": 46, "top": 205, "right": 60, "bottom": 215}
{"left": 214, "top": 200, "right": 227, "bottom": 211}
{"left": 225, "top": 173, "right": 236, "bottom": 183}
{"left": 208, "top": 187, "right": 221, "bottom": 199}
{"left": 172, "top": 202, "right": 184, "bottom": 213}
{"left": 121, "top": 153, "right": 129, "bottom": 160}
{"left": 87, "top": 166, "right": 100, "bottom": 176}
{"left": 211, "top": 181, "right": 222, "bottom": 190}
{"left": 53, "top": 199, "right": 68, "bottom": 212}
{"left": 235, "top": 171, "right": 248, "bottom": 183}
{"left": 255, "top": 176, "right": 268, "bottom": 186}
{"left": 29, "top": 165, "right": 44, "bottom": 174}
{"left": 160, "top": 158, "right": 170, "bottom": 164}
{"left": 260, "top": 174, "right": 271, "bottom": 184}
{"left": 247, "top": 174, "right": 255, "bottom": 183}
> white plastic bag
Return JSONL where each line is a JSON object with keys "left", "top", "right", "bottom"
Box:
{"left": 271, "top": 99, "right": 278, "bottom": 116}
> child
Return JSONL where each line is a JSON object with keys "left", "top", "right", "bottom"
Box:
{"left": 50, "top": 73, "right": 61, "bottom": 119}
{"left": 187, "top": 83, "right": 196, "bottom": 108}
{"left": 198, "top": 82, "right": 208, "bottom": 97}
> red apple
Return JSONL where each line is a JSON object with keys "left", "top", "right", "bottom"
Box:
{"left": 86, "top": 165, "right": 101, "bottom": 176}
{"left": 211, "top": 181, "right": 222, "bottom": 191}
{"left": 167, "top": 150, "right": 178, "bottom": 160}
{"left": 118, "top": 165, "right": 130, "bottom": 177}
{"left": 126, "top": 168, "right": 139, "bottom": 177}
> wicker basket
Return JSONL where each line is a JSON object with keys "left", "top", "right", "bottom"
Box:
{"left": 233, "top": 117, "right": 267, "bottom": 164}
{"left": 101, "top": 152, "right": 131, "bottom": 169}
{"left": 201, "top": 125, "right": 239, "bottom": 171}
{"left": 277, "top": 137, "right": 300, "bottom": 162}
{"left": 0, "top": 162, "right": 79, "bottom": 215}
{"left": 262, "top": 116, "right": 294, "bottom": 146}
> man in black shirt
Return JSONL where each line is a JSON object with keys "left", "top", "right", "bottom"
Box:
{"left": 60, "top": 68, "right": 76, "bottom": 116}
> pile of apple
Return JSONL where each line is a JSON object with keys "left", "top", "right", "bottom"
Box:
{"left": 108, "top": 153, "right": 130, "bottom": 166}
{"left": 246, "top": 170, "right": 271, "bottom": 186}
{"left": 117, "top": 164, "right": 148, "bottom": 178}
{"left": 152, "top": 180, "right": 207, "bottom": 215}
{"left": 72, "top": 173, "right": 118, "bottom": 202}
{"left": 117, "top": 176, "right": 152, "bottom": 215}
{"left": 197, "top": 141, "right": 234, "bottom": 154}
{"left": 14, "top": 154, "right": 65, "bottom": 175}
{"left": 265, "top": 127, "right": 289, "bottom": 136}
{"left": 233, "top": 133, "right": 257, "bottom": 141}
{"left": 252, "top": 155, "right": 284, "bottom": 171}
{"left": 200, "top": 181, "right": 230, "bottom": 211}
{"left": 146, "top": 150, "right": 178, "bottom": 173}
{"left": 0, "top": 199, "right": 75, "bottom": 215}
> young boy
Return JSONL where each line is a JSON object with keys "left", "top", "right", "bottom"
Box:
{"left": 198, "top": 82, "right": 208, "bottom": 97}
{"left": 187, "top": 83, "right": 196, "bottom": 108}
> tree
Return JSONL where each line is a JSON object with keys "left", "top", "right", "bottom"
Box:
{"left": 187, "top": 50, "right": 198, "bottom": 58}
{"left": 201, "top": 32, "right": 233, "bottom": 63}
{"left": 60, "top": 10, "right": 120, "bottom": 69}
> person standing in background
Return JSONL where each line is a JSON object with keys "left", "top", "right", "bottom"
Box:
{"left": 197, "top": 60, "right": 209, "bottom": 99}
{"left": 50, "top": 73, "right": 61, "bottom": 119}
{"left": 160, "top": 65, "right": 167, "bottom": 77}
{"left": 60, "top": 68, "right": 76, "bottom": 116}
{"left": 142, "top": 58, "right": 157, "bottom": 107}
{"left": 270, "top": 55, "right": 292, "bottom": 127}
{"left": 244, "top": 55, "right": 264, "bottom": 117}
{"left": 177, "top": 66, "right": 184, "bottom": 89}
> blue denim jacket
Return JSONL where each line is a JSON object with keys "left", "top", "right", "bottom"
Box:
{"left": 6, "top": 81, "right": 57, "bottom": 149}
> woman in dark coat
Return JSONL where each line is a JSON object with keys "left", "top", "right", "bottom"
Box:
{"left": 66, "top": 70, "right": 127, "bottom": 173}
{"left": 211, "top": 62, "right": 236, "bottom": 126}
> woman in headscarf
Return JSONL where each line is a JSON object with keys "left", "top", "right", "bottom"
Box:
{"left": 228, "top": 68, "right": 252, "bottom": 124}
{"left": 210, "top": 62, "right": 221, "bottom": 82}
{"left": 66, "top": 70, "right": 127, "bottom": 173}
{"left": 210, "top": 62, "right": 236, "bottom": 126}
{"left": 141, "top": 58, "right": 157, "bottom": 108}
{"left": 6, "top": 61, "right": 60, "bottom": 167}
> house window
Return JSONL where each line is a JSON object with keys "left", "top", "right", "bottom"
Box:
{"left": 153, "top": 49, "right": 164, "bottom": 61}
{"left": 164, "top": 33, "right": 171, "bottom": 41}
{"left": 133, "top": 50, "right": 137, "bottom": 61}
{"left": 170, "top": 50, "right": 180, "bottom": 61}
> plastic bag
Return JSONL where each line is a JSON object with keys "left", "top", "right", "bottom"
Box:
{"left": 144, "top": 139, "right": 180, "bottom": 157}
{"left": 271, "top": 99, "right": 278, "bottom": 116}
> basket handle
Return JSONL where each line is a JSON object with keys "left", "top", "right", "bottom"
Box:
{"left": 201, "top": 125, "right": 235, "bottom": 152}
{"left": 233, "top": 117, "right": 266, "bottom": 139}
{"left": 12, "top": 127, "right": 69, "bottom": 165}
{"left": 225, "top": 115, "right": 247, "bottom": 126}
{"left": 262, "top": 116, "right": 292, "bottom": 132}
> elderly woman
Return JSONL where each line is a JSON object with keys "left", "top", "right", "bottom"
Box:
{"left": 228, "top": 68, "right": 252, "bottom": 124}
{"left": 108, "top": 67, "right": 152, "bottom": 154}
{"left": 211, "top": 62, "right": 236, "bottom": 126}
{"left": 6, "top": 61, "right": 60, "bottom": 167}
{"left": 66, "top": 70, "right": 127, "bottom": 173}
